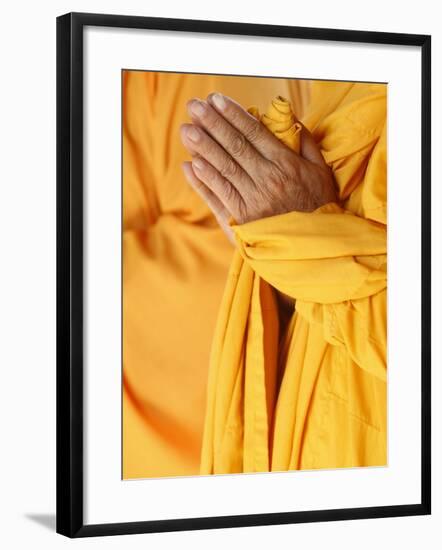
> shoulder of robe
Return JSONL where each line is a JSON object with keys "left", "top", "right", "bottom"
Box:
{"left": 303, "top": 82, "right": 387, "bottom": 222}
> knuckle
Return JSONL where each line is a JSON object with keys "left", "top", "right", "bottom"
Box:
{"left": 200, "top": 137, "right": 215, "bottom": 157}
{"left": 221, "top": 181, "right": 235, "bottom": 203}
{"left": 268, "top": 159, "right": 290, "bottom": 186}
{"left": 223, "top": 100, "right": 236, "bottom": 120}
{"left": 230, "top": 133, "right": 248, "bottom": 159}
{"left": 205, "top": 113, "right": 222, "bottom": 133}
{"left": 220, "top": 157, "right": 238, "bottom": 180}
{"left": 244, "top": 120, "right": 262, "bottom": 144}
{"left": 226, "top": 105, "right": 245, "bottom": 129}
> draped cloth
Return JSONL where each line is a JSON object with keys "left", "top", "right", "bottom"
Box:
{"left": 200, "top": 86, "right": 387, "bottom": 474}
{"left": 123, "top": 72, "right": 387, "bottom": 478}
{"left": 122, "top": 72, "right": 309, "bottom": 479}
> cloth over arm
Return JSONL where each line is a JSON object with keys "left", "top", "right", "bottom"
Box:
{"left": 200, "top": 85, "right": 387, "bottom": 475}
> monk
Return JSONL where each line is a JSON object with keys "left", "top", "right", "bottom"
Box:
{"left": 123, "top": 72, "right": 304, "bottom": 478}
{"left": 123, "top": 73, "right": 386, "bottom": 477}
{"left": 180, "top": 88, "right": 387, "bottom": 474}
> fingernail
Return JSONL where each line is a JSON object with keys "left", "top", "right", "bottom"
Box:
{"left": 189, "top": 99, "right": 206, "bottom": 117}
{"left": 192, "top": 157, "right": 205, "bottom": 171}
{"left": 186, "top": 126, "right": 200, "bottom": 142}
{"left": 212, "top": 93, "right": 226, "bottom": 111}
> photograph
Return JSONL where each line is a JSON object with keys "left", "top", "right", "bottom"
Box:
{"left": 122, "top": 71, "right": 388, "bottom": 480}
{"left": 1, "top": 1, "right": 437, "bottom": 546}
{"left": 56, "top": 11, "right": 431, "bottom": 536}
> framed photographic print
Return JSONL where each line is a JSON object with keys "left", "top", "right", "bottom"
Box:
{"left": 56, "top": 12, "right": 431, "bottom": 537}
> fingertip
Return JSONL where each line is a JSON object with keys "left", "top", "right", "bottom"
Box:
{"left": 186, "top": 97, "right": 198, "bottom": 109}
{"left": 207, "top": 92, "right": 227, "bottom": 112}
{"left": 206, "top": 92, "right": 217, "bottom": 105}
{"left": 181, "top": 161, "right": 195, "bottom": 182}
{"left": 179, "top": 123, "right": 189, "bottom": 142}
{"left": 187, "top": 97, "right": 207, "bottom": 118}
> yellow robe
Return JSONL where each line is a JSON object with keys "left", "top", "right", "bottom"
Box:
{"left": 200, "top": 85, "right": 387, "bottom": 474}
{"left": 122, "top": 71, "right": 308, "bottom": 478}
{"left": 123, "top": 71, "right": 387, "bottom": 478}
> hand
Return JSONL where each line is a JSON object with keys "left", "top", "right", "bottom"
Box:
{"left": 180, "top": 93, "right": 337, "bottom": 243}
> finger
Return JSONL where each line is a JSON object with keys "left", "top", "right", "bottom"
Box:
{"left": 206, "top": 92, "right": 285, "bottom": 160}
{"left": 190, "top": 156, "right": 245, "bottom": 223}
{"left": 180, "top": 123, "right": 253, "bottom": 195}
{"left": 300, "top": 124, "right": 328, "bottom": 168}
{"left": 181, "top": 161, "right": 233, "bottom": 238}
{"left": 186, "top": 98, "right": 266, "bottom": 176}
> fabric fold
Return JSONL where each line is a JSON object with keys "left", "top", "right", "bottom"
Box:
{"left": 200, "top": 89, "right": 387, "bottom": 475}
{"left": 231, "top": 202, "right": 386, "bottom": 304}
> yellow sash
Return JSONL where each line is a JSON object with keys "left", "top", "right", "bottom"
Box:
{"left": 200, "top": 95, "right": 387, "bottom": 474}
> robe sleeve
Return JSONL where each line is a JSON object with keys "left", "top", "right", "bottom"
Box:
{"left": 231, "top": 202, "right": 387, "bottom": 304}
{"left": 123, "top": 71, "right": 160, "bottom": 231}
{"left": 230, "top": 203, "right": 387, "bottom": 382}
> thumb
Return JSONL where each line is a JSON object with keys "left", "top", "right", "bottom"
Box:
{"left": 300, "top": 124, "right": 328, "bottom": 168}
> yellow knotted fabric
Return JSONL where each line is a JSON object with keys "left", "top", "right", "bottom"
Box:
{"left": 248, "top": 95, "right": 303, "bottom": 150}
{"left": 200, "top": 93, "right": 387, "bottom": 475}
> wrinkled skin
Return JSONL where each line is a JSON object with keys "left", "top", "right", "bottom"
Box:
{"left": 180, "top": 92, "right": 337, "bottom": 243}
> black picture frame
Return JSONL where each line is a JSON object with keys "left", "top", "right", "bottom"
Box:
{"left": 56, "top": 11, "right": 431, "bottom": 538}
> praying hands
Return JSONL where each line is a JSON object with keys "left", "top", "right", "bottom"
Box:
{"left": 180, "top": 92, "right": 337, "bottom": 242}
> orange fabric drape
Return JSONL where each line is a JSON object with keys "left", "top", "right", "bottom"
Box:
{"left": 200, "top": 85, "right": 387, "bottom": 474}
{"left": 123, "top": 71, "right": 387, "bottom": 478}
{"left": 122, "top": 71, "right": 308, "bottom": 478}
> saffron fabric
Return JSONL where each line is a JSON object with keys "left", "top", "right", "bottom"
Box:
{"left": 122, "top": 72, "right": 308, "bottom": 478}
{"left": 123, "top": 71, "right": 387, "bottom": 479}
{"left": 200, "top": 88, "right": 387, "bottom": 474}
